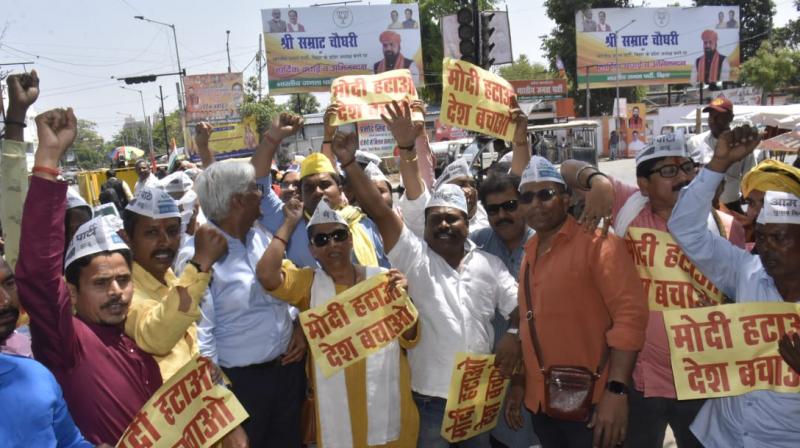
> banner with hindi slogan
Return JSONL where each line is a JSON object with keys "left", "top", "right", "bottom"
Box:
{"left": 116, "top": 356, "right": 248, "bottom": 448}
{"left": 664, "top": 302, "right": 800, "bottom": 400}
{"left": 440, "top": 58, "right": 517, "bottom": 141}
{"left": 575, "top": 6, "right": 740, "bottom": 88}
{"left": 625, "top": 227, "right": 724, "bottom": 311}
{"left": 262, "top": 5, "right": 424, "bottom": 95}
{"left": 329, "top": 69, "right": 422, "bottom": 126}
{"left": 299, "top": 272, "right": 419, "bottom": 378}
{"left": 440, "top": 353, "right": 509, "bottom": 443}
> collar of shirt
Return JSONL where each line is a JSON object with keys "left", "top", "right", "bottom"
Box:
{"left": 525, "top": 215, "right": 579, "bottom": 257}
{"left": 81, "top": 319, "right": 128, "bottom": 345}
{"left": 132, "top": 263, "right": 176, "bottom": 297}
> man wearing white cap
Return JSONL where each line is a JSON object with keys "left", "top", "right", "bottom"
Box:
{"left": 65, "top": 188, "right": 94, "bottom": 253}
{"left": 668, "top": 126, "right": 800, "bottom": 447}
{"left": 329, "top": 111, "right": 518, "bottom": 447}
{"left": 16, "top": 108, "right": 161, "bottom": 444}
{"left": 513, "top": 155, "right": 648, "bottom": 448}
{"left": 560, "top": 134, "right": 745, "bottom": 447}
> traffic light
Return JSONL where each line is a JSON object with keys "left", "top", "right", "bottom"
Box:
{"left": 456, "top": 5, "right": 477, "bottom": 64}
{"left": 480, "top": 12, "right": 496, "bottom": 69}
{"left": 123, "top": 75, "right": 157, "bottom": 85}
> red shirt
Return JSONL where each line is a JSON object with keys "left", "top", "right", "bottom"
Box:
{"left": 16, "top": 177, "right": 162, "bottom": 444}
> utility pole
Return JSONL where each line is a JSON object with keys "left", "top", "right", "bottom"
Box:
{"left": 585, "top": 66, "right": 590, "bottom": 119}
{"left": 257, "top": 34, "right": 263, "bottom": 102}
{"left": 159, "top": 85, "right": 169, "bottom": 154}
{"left": 226, "top": 30, "right": 232, "bottom": 73}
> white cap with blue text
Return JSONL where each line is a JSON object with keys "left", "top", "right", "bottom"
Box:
{"left": 425, "top": 183, "right": 469, "bottom": 215}
{"left": 756, "top": 191, "right": 800, "bottom": 225}
{"left": 307, "top": 199, "right": 348, "bottom": 228}
{"left": 160, "top": 171, "right": 194, "bottom": 194}
{"left": 125, "top": 186, "right": 182, "bottom": 220}
{"left": 433, "top": 158, "right": 471, "bottom": 190}
{"left": 66, "top": 187, "right": 92, "bottom": 214}
{"left": 519, "top": 155, "right": 565, "bottom": 189}
{"left": 64, "top": 215, "right": 130, "bottom": 271}
{"left": 635, "top": 133, "right": 689, "bottom": 167}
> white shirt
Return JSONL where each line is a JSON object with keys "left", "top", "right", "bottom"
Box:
{"left": 398, "top": 188, "right": 490, "bottom": 237}
{"left": 387, "top": 226, "right": 517, "bottom": 398}
{"left": 687, "top": 131, "right": 757, "bottom": 204}
{"left": 134, "top": 174, "right": 159, "bottom": 193}
{"left": 669, "top": 168, "right": 800, "bottom": 448}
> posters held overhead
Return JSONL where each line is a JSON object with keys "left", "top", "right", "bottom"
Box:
{"left": 263, "top": 5, "right": 425, "bottom": 95}
{"left": 575, "top": 6, "right": 740, "bottom": 88}
{"left": 329, "top": 69, "right": 422, "bottom": 126}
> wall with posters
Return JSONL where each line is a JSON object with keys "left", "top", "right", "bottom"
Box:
{"left": 625, "top": 103, "right": 648, "bottom": 155}
{"left": 576, "top": 7, "right": 740, "bottom": 88}
{"left": 263, "top": 5, "right": 424, "bottom": 94}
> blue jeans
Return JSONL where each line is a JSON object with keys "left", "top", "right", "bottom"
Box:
{"left": 414, "top": 392, "right": 492, "bottom": 448}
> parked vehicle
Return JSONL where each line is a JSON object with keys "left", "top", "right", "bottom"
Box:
{"left": 527, "top": 120, "right": 600, "bottom": 166}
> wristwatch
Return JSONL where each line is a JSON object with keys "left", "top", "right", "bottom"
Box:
{"left": 606, "top": 380, "right": 629, "bottom": 395}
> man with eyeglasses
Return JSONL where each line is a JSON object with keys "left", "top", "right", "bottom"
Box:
{"left": 560, "top": 134, "right": 745, "bottom": 448}
{"left": 278, "top": 167, "right": 301, "bottom": 203}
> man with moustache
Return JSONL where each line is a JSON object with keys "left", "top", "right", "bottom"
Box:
{"left": 373, "top": 31, "right": 421, "bottom": 86}
{"left": 690, "top": 30, "right": 731, "bottom": 85}
{"left": 560, "top": 134, "right": 744, "bottom": 448}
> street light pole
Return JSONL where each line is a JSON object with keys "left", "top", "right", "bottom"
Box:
{"left": 226, "top": 30, "right": 232, "bottom": 73}
{"left": 613, "top": 19, "right": 636, "bottom": 155}
{"left": 134, "top": 15, "right": 184, "bottom": 110}
{"left": 120, "top": 86, "right": 154, "bottom": 156}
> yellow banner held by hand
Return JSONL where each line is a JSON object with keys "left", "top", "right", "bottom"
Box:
{"left": 664, "top": 302, "right": 800, "bottom": 400}
{"left": 441, "top": 353, "right": 509, "bottom": 443}
{"left": 329, "top": 69, "right": 422, "bottom": 125}
{"left": 116, "top": 356, "right": 248, "bottom": 448}
{"left": 440, "top": 58, "right": 517, "bottom": 141}
{"left": 300, "top": 272, "right": 419, "bottom": 378}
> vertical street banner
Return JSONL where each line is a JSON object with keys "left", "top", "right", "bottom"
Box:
{"left": 575, "top": 6, "right": 740, "bottom": 88}
{"left": 440, "top": 58, "right": 517, "bottom": 141}
{"left": 664, "top": 303, "right": 800, "bottom": 400}
{"left": 625, "top": 103, "right": 648, "bottom": 155}
{"left": 116, "top": 356, "right": 248, "bottom": 447}
{"left": 441, "top": 353, "right": 509, "bottom": 443}
{"left": 262, "top": 5, "right": 425, "bottom": 94}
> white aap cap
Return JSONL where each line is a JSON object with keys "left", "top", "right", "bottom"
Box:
{"left": 64, "top": 215, "right": 130, "bottom": 272}
{"left": 177, "top": 189, "right": 198, "bottom": 229}
{"left": 364, "top": 162, "right": 389, "bottom": 185}
{"left": 433, "top": 158, "right": 471, "bottom": 190}
{"left": 66, "top": 188, "right": 92, "bottom": 214}
{"left": 355, "top": 150, "right": 382, "bottom": 166}
{"left": 307, "top": 199, "right": 348, "bottom": 229}
{"left": 636, "top": 133, "right": 690, "bottom": 167}
{"left": 160, "top": 171, "right": 194, "bottom": 194}
{"left": 426, "top": 183, "right": 468, "bottom": 215}
{"left": 519, "top": 156, "right": 565, "bottom": 190}
{"left": 125, "top": 186, "right": 182, "bottom": 220}
{"left": 756, "top": 191, "right": 800, "bottom": 225}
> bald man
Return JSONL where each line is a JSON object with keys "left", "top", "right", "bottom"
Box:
{"left": 690, "top": 29, "right": 731, "bottom": 84}
{"left": 373, "top": 31, "right": 421, "bottom": 85}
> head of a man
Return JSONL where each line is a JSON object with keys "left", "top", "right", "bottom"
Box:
{"left": 106, "top": 169, "right": 117, "bottom": 179}
{"left": 424, "top": 185, "right": 469, "bottom": 260}
{"left": 122, "top": 187, "right": 183, "bottom": 281}
{"left": 300, "top": 153, "right": 343, "bottom": 216}
{"left": 363, "top": 162, "right": 393, "bottom": 209}
{"left": 380, "top": 32, "right": 402, "bottom": 64}
{"left": 635, "top": 136, "right": 696, "bottom": 212}
{"left": 718, "top": 11, "right": 725, "bottom": 22}
{"left": 632, "top": 107, "right": 640, "bottom": 118}
{"left": 195, "top": 161, "right": 262, "bottom": 228}
{"left": 729, "top": 10, "right": 735, "bottom": 20}
{"left": 599, "top": 11, "right": 606, "bottom": 24}
{"left": 479, "top": 173, "right": 526, "bottom": 246}
{"left": 272, "top": 9, "right": 281, "bottom": 20}
{"left": 741, "top": 160, "right": 800, "bottom": 230}
{"left": 583, "top": 9, "right": 593, "bottom": 20}
{"left": 280, "top": 170, "right": 301, "bottom": 203}
{"left": 405, "top": 8, "right": 413, "bottom": 20}
{"left": 632, "top": 130, "right": 640, "bottom": 141}
{"left": 702, "top": 30, "right": 718, "bottom": 55}
{"left": 754, "top": 191, "right": 800, "bottom": 282}
{"left": 391, "top": 10, "right": 399, "bottom": 22}
{"left": 0, "top": 257, "right": 20, "bottom": 344}
{"left": 288, "top": 9, "right": 298, "bottom": 24}
{"left": 65, "top": 190, "right": 94, "bottom": 251}
{"left": 706, "top": 105, "right": 733, "bottom": 138}
{"left": 307, "top": 200, "right": 352, "bottom": 269}
{"left": 518, "top": 156, "right": 570, "bottom": 234}
{"left": 135, "top": 159, "right": 150, "bottom": 181}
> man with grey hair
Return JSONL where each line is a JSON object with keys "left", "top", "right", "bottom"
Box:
{"left": 176, "top": 161, "right": 307, "bottom": 447}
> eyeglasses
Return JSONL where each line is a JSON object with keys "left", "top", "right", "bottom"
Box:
{"left": 649, "top": 161, "right": 696, "bottom": 178}
{"left": 310, "top": 228, "right": 350, "bottom": 247}
{"left": 519, "top": 188, "right": 558, "bottom": 204}
{"left": 485, "top": 199, "right": 519, "bottom": 215}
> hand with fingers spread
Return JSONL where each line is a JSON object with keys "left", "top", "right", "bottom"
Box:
{"left": 323, "top": 103, "right": 341, "bottom": 141}
{"left": 381, "top": 100, "right": 417, "bottom": 148}
{"left": 267, "top": 112, "right": 305, "bottom": 142}
{"left": 707, "top": 124, "right": 761, "bottom": 173}
{"left": 33, "top": 108, "right": 78, "bottom": 173}
{"left": 779, "top": 332, "right": 800, "bottom": 375}
{"left": 331, "top": 131, "right": 359, "bottom": 165}
{"left": 194, "top": 122, "right": 214, "bottom": 149}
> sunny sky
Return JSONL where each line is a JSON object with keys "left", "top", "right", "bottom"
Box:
{"left": 1, "top": 0, "right": 796, "bottom": 140}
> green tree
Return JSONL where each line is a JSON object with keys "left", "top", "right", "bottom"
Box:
{"left": 498, "top": 54, "right": 554, "bottom": 81}
{"left": 70, "top": 119, "right": 106, "bottom": 170}
{"left": 739, "top": 41, "right": 800, "bottom": 103}
{"left": 241, "top": 76, "right": 286, "bottom": 137}
{"left": 770, "top": 0, "right": 800, "bottom": 49}
{"left": 151, "top": 110, "right": 185, "bottom": 153}
{"left": 694, "top": 0, "right": 775, "bottom": 61}
{"left": 287, "top": 93, "right": 320, "bottom": 115}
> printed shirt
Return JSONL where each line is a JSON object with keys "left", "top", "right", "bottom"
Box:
{"left": 610, "top": 177, "right": 745, "bottom": 399}
{"left": 126, "top": 262, "right": 210, "bottom": 380}
{"left": 0, "top": 353, "right": 92, "bottom": 448}
{"left": 16, "top": 177, "right": 162, "bottom": 445}
{"left": 519, "top": 216, "right": 648, "bottom": 411}
{"left": 669, "top": 168, "right": 800, "bottom": 448}
{"left": 176, "top": 222, "right": 294, "bottom": 368}
{"left": 387, "top": 225, "right": 517, "bottom": 398}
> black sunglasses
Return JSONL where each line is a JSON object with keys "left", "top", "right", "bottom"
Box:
{"left": 649, "top": 161, "right": 696, "bottom": 178}
{"left": 519, "top": 188, "right": 558, "bottom": 204}
{"left": 311, "top": 228, "right": 350, "bottom": 247}
{"left": 485, "top": 199, "right": 519, "bottom": 215}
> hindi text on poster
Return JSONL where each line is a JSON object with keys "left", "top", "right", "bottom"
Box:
{"left": 329, "top": 69, "right": 422, "bottom": 125}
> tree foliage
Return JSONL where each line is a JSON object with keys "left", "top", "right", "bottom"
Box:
{"left": 739, "top": 41, "right": 800, "bottom": 101}
{"left": 694, "top": 0, "right": 775, "bottom": 61}
{"left": 498, "top": 55, "right": 554, "bottom": 81}
{"left": 151, "top": 110, "right": 184, "bottom": 153}
{"left": 287, "top": 93, "right": 321, "bottom": 115}
{"left": 770, "top": 0, "right": 800, "bottom": 50}
{"left": 241, "top": 75, "right": 286, "bottom": 137}
{"left": 70, "top": 119, "right": 106, "bottom": 170}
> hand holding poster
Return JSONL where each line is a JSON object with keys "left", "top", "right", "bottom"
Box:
{"left": 329, "top": 69, "right": 422, "bottom": 125}
{"left": 440, "top": 58, "right": 517, "bottom": 141}
{"left": 300, "top": 272, "right": 418, "bottom": 378}
{"left": 116, "top": 356, "right": 248, "bottom": 448}
{"left": 664, "top": 302, "right": 800, "bottom": 400}
{"left": 440, "top": 353, "right": 509, "bottom": 443}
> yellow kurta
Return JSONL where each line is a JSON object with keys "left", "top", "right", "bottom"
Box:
{"left": 126, "top": 262, "right": 210, "bottom": 380}
{"left": 270, "top": 260, "right": 420, "bottom": 448}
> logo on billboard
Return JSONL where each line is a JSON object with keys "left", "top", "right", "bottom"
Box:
{"left": 654, "top": 9, "right": 670, "bottom": 28}
{"left": 333, "top": 7, "right": 353, "bottom": 28}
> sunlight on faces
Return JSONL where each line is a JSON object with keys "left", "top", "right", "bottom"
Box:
{"left": 484, "top": 188, "right": 525, "bottom": 244}
{"left": 519, "top": 181, "right": 570, "bottom": 233}
{"left": 448, "top": 176, "right": 478, "bottom": 218}
{"left": 129, "top": 215, "right": 182, "bottom": 278}
{"left": 301, "top": 173, "right": 342, "bottom": 215}
{"left": 308, "top": 223, "right": 353, "bottom": 269}
{"left": 755, "top": 223, "right": 800, "bottom": 280}
{"left": 637, "top": 156, "right": 696, "bottom": 210}
{"left": 424, "top": 206, "right": 469, "bottom": 255}
{"left": 233, "top": 181, "right": 263, "bottom": 226}
{"left": 69, "top": 253, "right": 133, "bottom": 326}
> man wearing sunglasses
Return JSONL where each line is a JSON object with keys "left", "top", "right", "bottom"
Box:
{"left": 560, "top": 134, "right": 745, "bottom": 448}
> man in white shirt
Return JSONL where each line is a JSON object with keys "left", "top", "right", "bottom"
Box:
{"left": 133, "top": 159, "right": 158, "bottom": 193}
{"left": 329, "top": 103, "right": 518, "bottom": 447}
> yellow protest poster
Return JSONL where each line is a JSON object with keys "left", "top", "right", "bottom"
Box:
{"left": 625, "top": 227, "right": 724, "bottom": 311}
{"left": 664, "top": 302, "right": 800, "bottom": 400}
{"left": 116, "top": 356, "right": 248, "bottom": 448}
{"left": 439, "top": 57, "right": 517, "bottom": 141}
{"left": 440, "top": 353, "right": 509, "bottom": 443}
{"left": 300, "top": 272, "right": 419, "bottom": 378}
{"left": 329, "top": 69, "right": 422, "bottom": 125}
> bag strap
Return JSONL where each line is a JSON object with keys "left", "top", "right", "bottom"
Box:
{"left": 524, "top": 260, "right": 610, "bottom": 378}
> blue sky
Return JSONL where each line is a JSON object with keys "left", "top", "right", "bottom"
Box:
{"left": 1, "top": 0, "right": 795, "bottom": 140}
